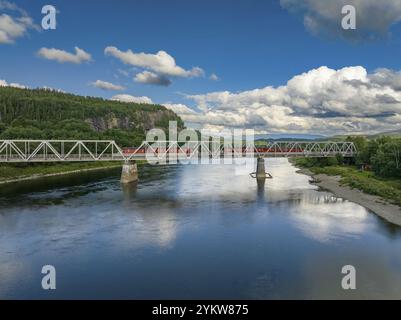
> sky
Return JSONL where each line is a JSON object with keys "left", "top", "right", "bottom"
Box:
{"left": 2, "top": 0, "right": 401, "bottom": 136}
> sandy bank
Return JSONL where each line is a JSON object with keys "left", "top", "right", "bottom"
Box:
{"left": 296, "top": 168, "right": 401, "bottom": 227}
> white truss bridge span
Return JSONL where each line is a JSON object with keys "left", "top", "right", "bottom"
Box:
{"left": 0, "top": 140, "right": 357, "bottom": 163}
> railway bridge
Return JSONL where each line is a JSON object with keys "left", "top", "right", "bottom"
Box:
{"left": 0, "top": 140, "right": 357, "bottom": 183}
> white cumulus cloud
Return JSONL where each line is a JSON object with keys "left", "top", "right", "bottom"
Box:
{"left": 111, "top": 94, "right": 153, "bottom": 104}
{"left": 105, "top": 46, "right": 204, "bottom": 78}
{"left": 91, "top": 80, "right": 125, "bottom": 91}
{"left": 163, "top": 103, "right": 197, "bottom": 115}
{"left": 209, "top": 73, "right": 219, "bottom": 81}
{"left": 0, "top": 78, "right": 25, "bottom": 88}
{"left": 281, "top": 0, "right": 401, "bottom": 41}
{"left": 0, "top": 79, "right": 65, "bottom": 91}
{"left": 134, "top": 71, "right": 172, "bottom": 86}
{"left": 0, "top": 0, "right": 38, "bottom": 44}
{"left": 37, "top": 47, "right": 92, "bottom": 64}
{"left": 105, "top": 46, "right": 205, "bottom": 86}
{"left": 176, "top": 66, "right": 401, "bottom": 135}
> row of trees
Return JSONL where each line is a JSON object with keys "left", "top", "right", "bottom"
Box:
{"left": 293, "top": 136, "right": 401, "bottom": 179}
{"left": 346, "top": 136, "right": 401, "bottom": 178}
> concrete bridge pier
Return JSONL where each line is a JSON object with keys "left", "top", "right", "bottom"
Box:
{"left": 256, "top": 157, "right": 267, "bottom": 179}
{"left": 250, "top": 157, "right": 273, "bottom": 180}
{"left": 121, "top": 160, "right": 138, "bottom": 184}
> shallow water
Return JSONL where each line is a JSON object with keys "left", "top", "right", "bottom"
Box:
{"left": 0, "top": 158, "right": 401, "bottom": 299}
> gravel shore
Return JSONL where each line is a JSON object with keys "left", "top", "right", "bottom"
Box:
{"left": 296, "top": 168, "right": 401, "bottom": 227}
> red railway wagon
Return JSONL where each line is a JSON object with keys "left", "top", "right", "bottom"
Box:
{"left": 123, "top": 147, "right": 146, "bottom": 154}
{"left": 122, "top": 147, "right": 195, "bottom": 155}
{"left": 255, "top": 147, "right": 304, "bottom": 153}
{"left": 223, "top": 147, "right": 304, "bottom": 153}
{"left": 122, "top": 146, "right": 305, "bottom": 155}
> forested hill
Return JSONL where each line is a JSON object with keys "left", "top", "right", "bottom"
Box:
{"left": 0, "top": 87, "right": 184, "bottom": 146}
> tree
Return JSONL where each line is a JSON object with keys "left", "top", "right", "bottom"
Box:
{"left": 336, "top": 153, "right": 344, "bottom": 165}
{"left": 346, "top": 135, "right": 368, "bottom": 165}
{"left": 371, "top": 139, "right": 401, "bottom": 178}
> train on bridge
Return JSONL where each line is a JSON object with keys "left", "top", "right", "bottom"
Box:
{"left": 122, "top": 146, "right": 305, "bottom": 155}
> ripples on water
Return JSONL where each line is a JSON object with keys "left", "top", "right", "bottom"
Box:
{"left": 0, "top": 158, "right": 401, "bottom": 299}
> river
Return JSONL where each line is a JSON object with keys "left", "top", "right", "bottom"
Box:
{"left": 0, "top": 158, "right": 401, "bottom": 299}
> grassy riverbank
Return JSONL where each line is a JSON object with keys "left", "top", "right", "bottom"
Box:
{"left": 0, "top": 162, "right": 122, "bottom": 183}
{"left": 293, "top": 158, "right": 401, "bottom": 207}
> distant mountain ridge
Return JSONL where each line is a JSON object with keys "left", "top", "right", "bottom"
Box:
{"left": 368, "top": 129, "right": 401, "bottom": 138}
{"left": 329, "top": 129, "right": 401, "bottom": 140}
{"left": 255, "top": 133, "right": 327, "bottom": 141}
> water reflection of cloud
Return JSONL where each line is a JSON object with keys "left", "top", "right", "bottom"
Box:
{"left": 264, "top": 158, "right": 318, "bottom": 191}
{"left": 174, "top": 158, "right": 314, "bottom": 204}
{"left": 175, "top": 163, "right": 257, "bottom": 204}
{"left": 121, "top": 183, "right": 180, "bottom": 248}
{"left": 299, "top": 252, "right": 401, "bottom": 299}
{"left": 119, "top": 205, "right": 179, "bottom": 248}
{"left": 0, "top": 253, "right": 31, "bottom": 298}
{"left": 289, "top": 193, "right": 370, "bottom": 243}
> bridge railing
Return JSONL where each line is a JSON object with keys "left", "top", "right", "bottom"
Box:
{"left": 0, "top": 140, "right": 357, "bottom": 163}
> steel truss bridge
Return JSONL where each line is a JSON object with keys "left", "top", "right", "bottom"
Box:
{"left": 0, "top": 140, "right": 357, "bottom": 163}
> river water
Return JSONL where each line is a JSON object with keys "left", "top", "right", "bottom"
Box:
{"left": 0, "top": 158, "right": 401, "bottom": 299}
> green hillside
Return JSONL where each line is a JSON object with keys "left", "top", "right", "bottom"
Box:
{"left": 0, "top": 87, "right": 184, "bottom": 146}
{"left": 368, "top": 129, "right": 401, "bottom": 139}
{"left": 330, "top": 129, "right": 401, "bottom": 141}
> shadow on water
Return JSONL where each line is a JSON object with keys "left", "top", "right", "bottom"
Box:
{"left": 0, "top": 164, "right": 179, "bottom": 209}
{"left": 0, "top": 167, "right": 124, "bottom": 209}
{"left": 139, "top": 163, "right": 180, "bottom": 183}
{"left": 0, "top": 167, "right": 121, "bottom": 196}
{"left": 373, "top": 213, "right": 401, "bottom": 239}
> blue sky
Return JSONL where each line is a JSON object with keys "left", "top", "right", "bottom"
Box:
{"left": 2, "top": 0, "right": 401, "bottom": 135}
